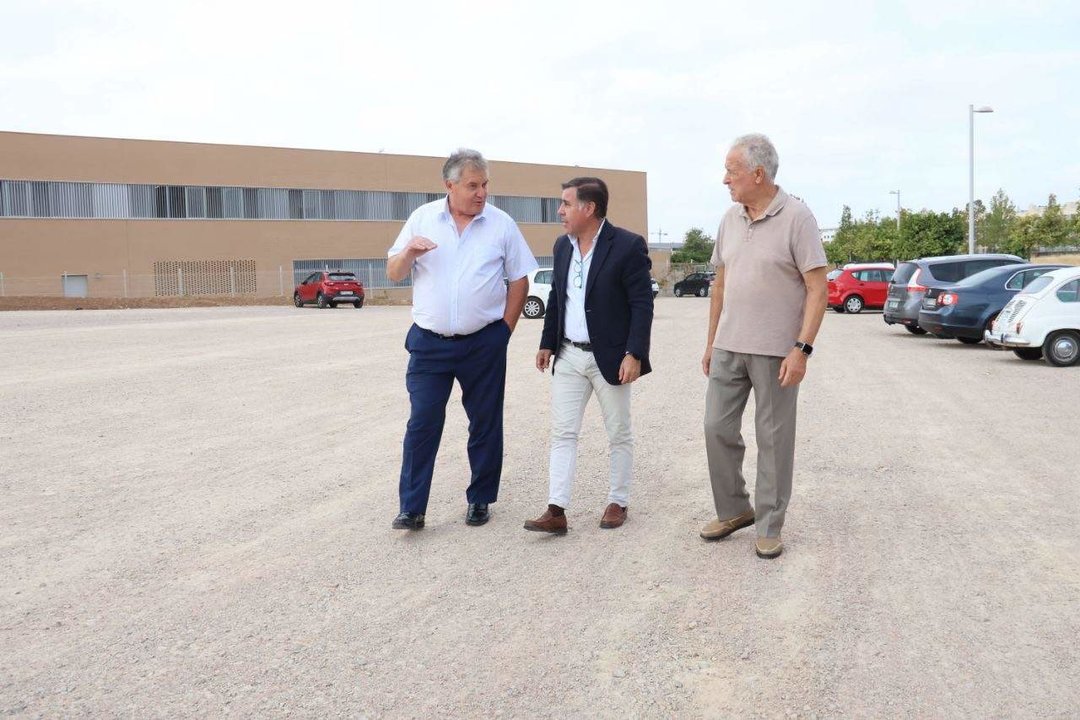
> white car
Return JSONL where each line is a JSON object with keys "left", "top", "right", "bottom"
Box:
{"left": 523, "top": 267, "right": 554, "bottom": 319}
{"left": 985, "top": 265, "right": 1080, "bottom": 367}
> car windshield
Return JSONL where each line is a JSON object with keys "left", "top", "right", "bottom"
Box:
{"left": 329, "top": 273, "right": 356, "bottom": 281}
{"left": 827, "top": 269, "right": 842, "bottom": 281}
{"left": 1021, "top": 276, "right": 1055, "bottom": 295}
{"left": 891, "top": 262, "right": 918, "bottom": 284}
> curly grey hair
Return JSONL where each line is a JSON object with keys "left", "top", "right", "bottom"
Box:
{"left": 731, "top": 134, "right": 779, "bottom": 181}
{"left": 442, "top": 148, "right": 489, "bottom": 182}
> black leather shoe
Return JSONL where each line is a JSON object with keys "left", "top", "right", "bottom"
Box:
{"left": 466, "top": 503, "right": 490, "bottom": 526}
{"left": 392, "top": 512, "right": 425, "bottom": 530}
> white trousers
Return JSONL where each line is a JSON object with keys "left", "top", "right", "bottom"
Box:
{"left": 548, "top": 343, "right": 633, "bottom": 508}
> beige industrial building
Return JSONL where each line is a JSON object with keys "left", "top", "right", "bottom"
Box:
{"left": 0, "top": 132, "right": 648, "bottom": 300}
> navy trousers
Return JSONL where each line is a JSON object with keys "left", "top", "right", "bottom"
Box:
{"left": 398, "top": 320, "right": 510, "bottom": 515}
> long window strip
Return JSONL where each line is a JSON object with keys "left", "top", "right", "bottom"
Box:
{"left": 0, "top": 179, "right": 561, "bottom": 224}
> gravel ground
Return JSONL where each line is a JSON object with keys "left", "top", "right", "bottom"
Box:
{"left": 1, "top": 301, "right": 1078, "bottom": 718}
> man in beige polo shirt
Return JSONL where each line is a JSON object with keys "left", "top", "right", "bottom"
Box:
{"left": 699, "top": 133, "right": 828, "bottom": 559}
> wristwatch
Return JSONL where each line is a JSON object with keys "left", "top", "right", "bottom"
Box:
{"left": 794, "top": 341, "right": 814, "bottom": 357}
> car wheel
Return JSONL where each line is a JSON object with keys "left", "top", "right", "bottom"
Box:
{"left": 674, "top": 287, "right": 683, "bottom": 297}
{"left": 293, "top": 292, "right": 303, "bottom": 308}
{"left": 904, "top": 325, "right": 927, "bottom": 335}
{"left": 1043, "top": 330, "right": 1080, "bottom": 367}
{"left": 832, "top": 305, "right": 846, "bottom": 314}
{"left": 1013, "top": 348, "right": 1043, "bottom": 361}
{"left": 354, "top": 300, "right": 363, "bottom": 309}
{"left": 957, "top": 337, "right": 982, "bottom": 345}
{"left": 844, "top": 295, "right": 864, "bottom": 314}
{"left": 520, "top": 297, "right": 544, "bottom": 321}
{"left": 697, "top": 286, "right": 708, "bottom": 297}
{"left": 317, "top": 293, "right": 329, "bottom": 309}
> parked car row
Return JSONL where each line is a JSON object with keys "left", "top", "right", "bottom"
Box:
{"left": 884, "top": 253, "right": 1026, "bottom": 333}
{"left": 878, "top": 252, "right": 1080, "bottom": 367}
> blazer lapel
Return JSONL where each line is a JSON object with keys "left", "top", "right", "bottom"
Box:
{"left": 555, "top": 236, "right": 572, "bottom": 294}
{"left": 584, "top": 221, "right": 615, "bottom": 303}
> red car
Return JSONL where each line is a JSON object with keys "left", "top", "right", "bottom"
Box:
{"left": 827, "top": 262, "right": 894, "bottom": 314}
{"left": 293, "top": 271, "right": 365, "bottom": 309}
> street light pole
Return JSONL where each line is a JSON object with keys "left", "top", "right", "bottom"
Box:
{"left": 889, "top": 190, "right": 900, "bottom": 232}
{"left": 969, "top": 103, "right": 994, "bottom": 254}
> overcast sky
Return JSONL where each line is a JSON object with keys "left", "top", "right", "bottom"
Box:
{"left": 3, "top": 0, "right": 1079, "bottom": 239}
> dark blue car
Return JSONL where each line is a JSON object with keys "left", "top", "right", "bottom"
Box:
{"left": 918, "top": 263, "right": 1069, "bottom": 343}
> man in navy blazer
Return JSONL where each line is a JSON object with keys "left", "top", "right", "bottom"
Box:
{"left": 524, "top": 177, "right": 654, "bottom": 534}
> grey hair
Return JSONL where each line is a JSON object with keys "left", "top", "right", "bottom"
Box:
{"left": 442, "top": 148, "right": 489, "bottom": 182}
{"left": 731, "top": 133, "right": 779, "bottom": 181}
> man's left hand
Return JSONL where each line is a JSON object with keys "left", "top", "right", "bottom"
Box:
{"left": 778, "top": 348, "right": 808, "bottom": 387}
{"left": 619, "top": 354, "right": 642, "bottom": 384}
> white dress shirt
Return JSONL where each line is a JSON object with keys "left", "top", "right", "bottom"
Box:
{"left": 563, "top": 220, "right": 605, "bottom": 343}
{"left": 388, "top": 198, "right": 538, "bottom": 336}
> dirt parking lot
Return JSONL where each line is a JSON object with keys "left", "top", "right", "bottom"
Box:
{"left": 1, "top": 300, "right": 1078, "bottom": 718}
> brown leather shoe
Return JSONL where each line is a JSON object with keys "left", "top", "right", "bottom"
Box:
{"left": 599, "top": 503, "right": 627, "bottom": 529}
{"left": 524, "top": 507, "right": 568, "bottom": 535}
{"left": 755, "top": 536, "right": 783, "bottom": 559}
{"left": 699, "top": 509, "right": 755, "bottom": 541}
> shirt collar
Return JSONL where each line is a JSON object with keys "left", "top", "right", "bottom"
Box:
{"left": 570, "top": 218, "right": 605, "bottom": 249}
{"left": 738, "top": 187, "right": 789, "bottom": 221}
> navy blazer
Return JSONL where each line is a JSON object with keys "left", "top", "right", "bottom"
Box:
{"left": 539, "top": 220, "right": 654, "bottom": 385}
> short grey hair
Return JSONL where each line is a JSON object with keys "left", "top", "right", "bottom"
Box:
{"left": 731, "top": 133, "right": 779, "bottom": 181}
{"left": 443, "top": 148, "right": 488, "bottom": 182}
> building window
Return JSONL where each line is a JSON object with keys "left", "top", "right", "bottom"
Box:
{"left": 206, "top": 187, "right": 224, "bottom": 219}
{"left": 185, "top": 186, "right": 207, "bottom": 219}
{"left": 222, "top": 187, "right": 244, "bottom": 218}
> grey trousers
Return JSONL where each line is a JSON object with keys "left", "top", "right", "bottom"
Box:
{"left": 704, "top": 348, "right": 799, "bottom": 538}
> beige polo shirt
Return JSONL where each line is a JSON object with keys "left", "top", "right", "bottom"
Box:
{"left": 711, "top": 187, "right": 827, "bottom": 357}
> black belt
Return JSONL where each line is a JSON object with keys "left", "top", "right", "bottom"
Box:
{"left": 565, "top": 340, "right": 593, "bottom": 352}
{"left": 418, "top": 320, "right": 499, "bottom": 341}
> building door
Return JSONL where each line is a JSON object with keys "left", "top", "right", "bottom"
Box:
{"left": 62, "top": 274, "right": 88, "bottom": 298}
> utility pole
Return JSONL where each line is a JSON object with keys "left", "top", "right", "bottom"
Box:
{"left": 650, "top": 228, "right": 669, "bottom": 245}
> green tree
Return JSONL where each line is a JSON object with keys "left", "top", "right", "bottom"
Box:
{"left": 1005, "top": 214, "right": 1041, "bottom": 258}
{"left": 825, "top": 205, "right": 857, "bottom": 265}
{"left": 1036, "top": 194, "right": 1069, "bottom": 249}
{"left": 979, "top": 189, "right": 1017, "bottom": 253}
{"left": 896, "top": 210, "right": 965, "bottom": 259}
{"left": 671, "top": 227, "right": 715, "bottom": 264}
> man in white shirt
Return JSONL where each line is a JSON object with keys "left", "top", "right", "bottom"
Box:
{"left": 386, "top": 149, "right": 537, "bottom": 530}
{"left": 524, "top": 177, "right": 654, "bottom": 534}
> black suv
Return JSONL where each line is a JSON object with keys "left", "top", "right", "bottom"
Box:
{"left": 884, "top": 254, "right": 1024, "bottom": 334}
{"left": 673, "top": 271, "right": 715, "bottom": 297}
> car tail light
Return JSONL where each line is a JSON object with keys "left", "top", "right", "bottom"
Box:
{"left": 907, "top": 269, "right": 926, "bottom": 293}
{"left": 940, "top": 292, "right": 959, "bottom": 306}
